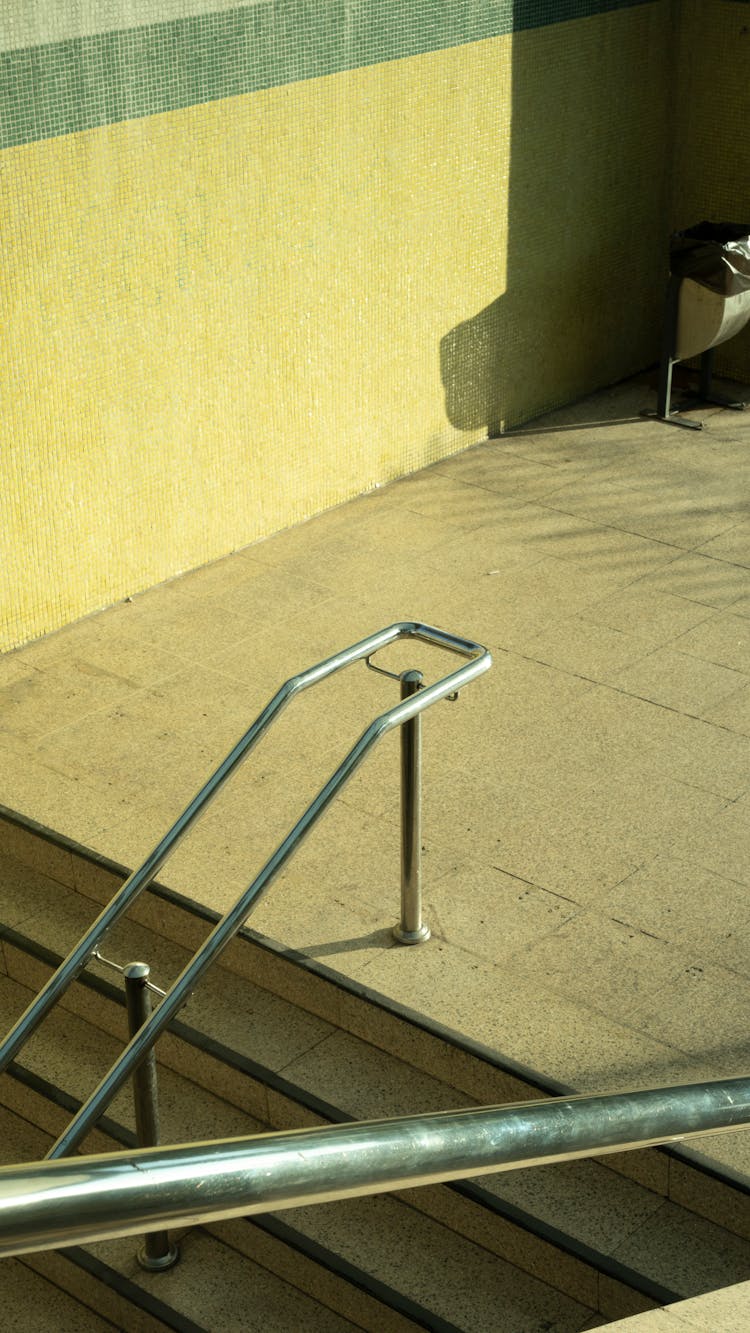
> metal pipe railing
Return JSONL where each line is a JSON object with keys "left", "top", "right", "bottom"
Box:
{"left": 2, "top": 1077, "right": 750, "bottom": 1258}
{"left": 0, "top": 622, "right": 488, "bottom": 1089}
{"left": 47, "top": 632, "right": 488, "bottom": 1158}
{"left": 0, "top": 622, "right": 489, "bottom": 1157}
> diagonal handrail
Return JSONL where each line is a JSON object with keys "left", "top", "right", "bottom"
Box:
{"left": 0, "top": 622, "right": 490, "bottom": 1154}
{"left": 2, "top": 1075, "right": 750, "bottom": 1257}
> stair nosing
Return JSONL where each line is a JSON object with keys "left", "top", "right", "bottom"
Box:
{"left": 57, "top": 1247, "right": 208, "bottom": 1333}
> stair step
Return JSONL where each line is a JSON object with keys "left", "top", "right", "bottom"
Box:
{"left": 0, "top": 898, "right": 665, "bottom": 1319}
{"left": 85, "top": 1230, "right": 367, "bottom": 1333}
{"left": 0, "top": 980, "right": 601, "bottom": 1330}
{"left": 2, "top": 830, "right": 750, "bottom": 1328}
{"left": 2, "top": 1253, "right": 117, "bottom": 1332}
{"left": 1, "top": 1075, "right": 600, "bottom": 1333}
{"left": 3, "top": 870, "right": 750, "bottom": 1315}
{"left": 0, "top": 971, "right": 265, "bottom": 1150}
{"left": 213, "top": 1202, "right": 598, "bottom": 1333}
{"left": 9, "top": 822, "right": 747, "bottom": 1233}
{"left": 1, "top": 1113, "right": 381, "bottom": 1333}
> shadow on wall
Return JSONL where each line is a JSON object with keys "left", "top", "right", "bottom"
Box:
{"left": 441, "top": 297, "right": 508, "bottom": 438}
{"left": 439, "top": 2, "right": 674, "bottom": 436}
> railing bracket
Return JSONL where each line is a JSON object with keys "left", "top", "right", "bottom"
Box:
{"left": 92, "top": 950, "right": 166, "bottom": 998}
{"left": 364, "top": 655, "right": 408, "bottom": 683}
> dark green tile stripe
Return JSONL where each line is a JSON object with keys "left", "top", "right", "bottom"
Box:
{"left": 1, "top": 0, "right": 657, "bottom": 151}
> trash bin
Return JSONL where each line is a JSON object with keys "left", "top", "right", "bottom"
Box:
{"left": 657, "top": 222, "right": 750, "bottom": 429}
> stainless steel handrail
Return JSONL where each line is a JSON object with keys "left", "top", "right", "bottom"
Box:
{"left": 2, "top": 1076, "right": 750, "bottom": 1258}
{"left": 0, "top": 621, "right": 490, "bottom": 1155}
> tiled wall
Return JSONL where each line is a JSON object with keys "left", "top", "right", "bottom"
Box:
{"left": 1, "top": 1, "right": 678, "bottom": 650}
{"left": 670, "top": 0, "right": 750, "bottom": 381}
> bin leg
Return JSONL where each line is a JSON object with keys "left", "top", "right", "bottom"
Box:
{"left": 656, "top": 351, "right": 676, "bottom": 421}
{"left": 657, "top": 275, "right": 703, "bottom": 431}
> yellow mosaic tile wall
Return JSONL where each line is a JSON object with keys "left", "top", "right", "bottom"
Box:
{"left": 2, "top": 4, "right": 672, "bottom": 652}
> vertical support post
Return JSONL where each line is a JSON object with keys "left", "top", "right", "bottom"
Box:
{"left": 657, "top": 273, "right": 703, "bottom": 429}
{"left": 393, "top": 670, "right": 430, "bottom": 944}
{"left": 699, "top": 346, "right": 716, "bottom": 401}
{"left": 656, "top": 352, "right": 675, "bottom": 421}
{"left": 657, "top": 274, "right": 681, "bottom": 420}
{"left": 123, "top": 963, "right": 180, "bottom": 1271}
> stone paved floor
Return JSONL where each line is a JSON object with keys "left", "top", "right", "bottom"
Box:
{"left": 606, "top": 1276, "right": 750, "bottom": 1331}
{"left": 2, "top": 374, "right": 750, "bottom": 1174}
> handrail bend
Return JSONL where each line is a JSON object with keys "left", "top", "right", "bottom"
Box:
{"left": 0, "top": 622, "right": 490, "bottom": 1155}
{"left": 2, "top": 1075, "right": 750, "bottom": 1257}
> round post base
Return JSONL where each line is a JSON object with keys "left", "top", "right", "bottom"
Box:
{"left": 392, "top": 923, "right": 431, "bottom": 946}
{"left": 137, "top": 1241, "right": 180, "bottom": 1271}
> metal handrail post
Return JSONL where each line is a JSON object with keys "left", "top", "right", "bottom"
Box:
{"left": 394, "top": 670, "right": 429, "bottom": 944}
{"left": 122, "top": 964, "right": 179, "bottom": 1272}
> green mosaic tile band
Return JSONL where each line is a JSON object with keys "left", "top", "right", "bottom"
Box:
{"left": 0, "top": 0, "right": 656, "bottom": 150}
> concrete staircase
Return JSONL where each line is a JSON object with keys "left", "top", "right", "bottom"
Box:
{"left": 1, "top": 814, "right": 750, "bottom": 1332}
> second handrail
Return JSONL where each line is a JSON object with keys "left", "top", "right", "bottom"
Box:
{"left": 0, "top": 622, "right": 490, "bottom": 1153}
{"left": 48, "top": 621, "right": 489, "bottom": 1156}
